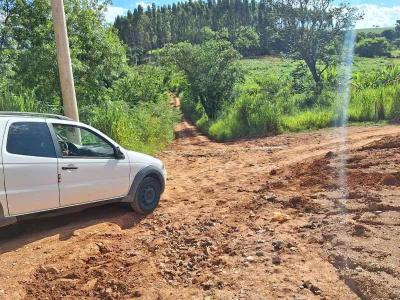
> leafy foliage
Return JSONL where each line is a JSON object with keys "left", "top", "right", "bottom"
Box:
{"left": 275, "top": 0, "right": 359, "bottom": 88}
{"left": 355, "top": 37, "right": 391, "bottom": 58}
{"left": 158, "top": 39, "right": 242, "bottom": 119}
{"left": 88, "top": 100, "right": 180, "bottom": 154}
{"left": 0, "top": 0, "right": 180, "bottom": 154}
{"left": 1, "top": 0, "right": 128, "bottom": 105}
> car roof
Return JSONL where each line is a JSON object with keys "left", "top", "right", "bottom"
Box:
{"left": 0, "top": 112, "right": 73, "bottom": 121}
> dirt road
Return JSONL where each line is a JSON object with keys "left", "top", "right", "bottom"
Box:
{"left": 1, "top": 121, "right": 399, "bottom": 299}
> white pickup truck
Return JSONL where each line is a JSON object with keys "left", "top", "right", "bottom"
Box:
{"left": 0, "top": 112, "right": 166, "bottom": 227}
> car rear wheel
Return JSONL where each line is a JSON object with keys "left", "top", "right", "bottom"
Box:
{"left": 131, "top": 176, "right": 161, "bottom": 214}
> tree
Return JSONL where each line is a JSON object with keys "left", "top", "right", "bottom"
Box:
{"left": 0, "top": 0, "right": 16, "bottom": 51}
{"left": 232, "top": 26, "right": 260, "bottom": 56}
{"left": 381, "top": 29, "right": 396, "bottom": 41}
{"left": 396, "top": 20, "right": 400, "bottom": 35}
{"left": 158, "top": 39, "right": 242, "bottom": 119}
{"left": 3, "top": 0, "right": 128, "bottom": 104}
{"left": 275, "top": 0, "right": 359, "bottom": 90}
{"left": 355, "top": 37, "right": 391, "bottom": 58}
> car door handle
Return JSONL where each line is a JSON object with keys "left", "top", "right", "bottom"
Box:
{"left": 62, "top": 166, "right": 78, "bottom": 170}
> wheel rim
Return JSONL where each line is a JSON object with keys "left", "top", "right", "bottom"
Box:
{"left": 141, "top": 185, "right": 156, "bottom": 205}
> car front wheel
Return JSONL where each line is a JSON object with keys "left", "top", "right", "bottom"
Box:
{"left": 131, "top": 176, "right": 161, "bottom": 214}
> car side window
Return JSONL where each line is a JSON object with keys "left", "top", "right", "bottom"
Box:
{"left": 6, "top": 122, "right": 56, "bottom": 158}
{"left": 52, "top": 124, "right": 115, "bottom": 158}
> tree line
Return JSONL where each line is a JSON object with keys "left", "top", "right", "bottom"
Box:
{"left": 114, "top": 0, "right": 280, "bottom": 61}
{"left": 356, "top": 21, "right": 400, "bottom": 58}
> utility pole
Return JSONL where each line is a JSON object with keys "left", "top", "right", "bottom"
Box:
{"left": 51, "top": 0, "right": 79, "bottom": 121}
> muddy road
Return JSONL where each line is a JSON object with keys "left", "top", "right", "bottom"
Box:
{"left": 0, "top": 121, "right": 399, "bottom": 299}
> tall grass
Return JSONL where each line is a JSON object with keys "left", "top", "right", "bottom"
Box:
{"left": 349, "top": 77, "right": 400, "bottom": 122}
{"left": 88, "top": 100, "right": 180, "bottom": 154}
{"left": 0, "top": 87, "right": 60, "bottom": 113}
{"left": 183, "top": 58, "right": 400, "bottom": 141}
{"left": 282, "top": 109, "right": 336, "bottom": 132}
{"left": 0, "top": 66, "right": 181, "bottom": 155}
{"left": 208, "top": 94, "right": 281, "bottom": 140}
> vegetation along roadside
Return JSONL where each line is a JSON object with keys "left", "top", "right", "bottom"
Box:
{"left": 1, "top": 0, "right": 400, "bottom": 147}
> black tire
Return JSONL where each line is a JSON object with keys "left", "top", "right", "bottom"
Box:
{"left": 131, "top": 176, "right": 161, "bottom": 214}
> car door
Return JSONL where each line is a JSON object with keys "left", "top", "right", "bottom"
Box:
{"left": 2, "top": 119, "right": 60, "bottom": 216}
{"left": 50, "top": 122, "right": 130, "bottom": 207}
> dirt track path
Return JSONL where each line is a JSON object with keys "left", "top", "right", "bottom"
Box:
{"left": 0, "top": 121, "right": 399, "bottom": 299}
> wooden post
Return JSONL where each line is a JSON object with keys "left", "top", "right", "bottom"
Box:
{"left": 51, "top": 0, "right": 79, "bottom": 121}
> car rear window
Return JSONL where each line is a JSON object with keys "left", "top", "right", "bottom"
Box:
{"left": 6, "top": 122, "right": 56, "bottom": 158}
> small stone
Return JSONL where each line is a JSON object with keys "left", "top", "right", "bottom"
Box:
{"left": 272, "top": 240, "right": 284, "bottom": 251}
{"left": 255, "top": 251, "right": 264, "bottom": 257}
{"left": 126, "top": 250, "right": 138, "bottom": 257}
{"left": 355, "top": 266, "right": 363, "bottom": 273}
{"left": 325, "top": 151, "right": 336, "bottom": 159}
{"left": 264, "top": 194, "right": 277, "bottom": 202}
{"left": 270, "top": 169, "right": 277, "bottom": 175}
{"left": 132, "top": 290, "right": 142, "bottom": 297}
{"left": 47, "top": 266, "right": 60, "bottom": 274}
{"left": 37, "top": 265, "right": 47, "bottom": 273}
{"left": 97, "top": 243, "right": 111, "bottom": 254}
{"left": 272, "top": 256, "right": 282, "bottom": 265}
{"left": 271, "top": 212, "right": 290, "bottom": 223}
{"left": 245, "top": 256, "right": 255, "bottom": 262}
{"left": 310, "top": 284, "right": 322, "bottom": 295}
{"left": 352, "top": 224, "right": 370, "bottom": 237}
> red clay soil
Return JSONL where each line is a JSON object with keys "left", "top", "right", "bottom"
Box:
{"left": 0, "top": 121, "right": 400, "bottom": 299}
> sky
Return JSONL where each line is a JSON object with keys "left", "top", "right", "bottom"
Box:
{"left": 104, "top": 0, "right": 400, "bottom": 29}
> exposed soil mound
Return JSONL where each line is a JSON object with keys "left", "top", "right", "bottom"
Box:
{"left": 381, "top": 173, "right": 400, "bottom": 186}
{"left": 361, "top": 135, "right": 400, "bottom": 150}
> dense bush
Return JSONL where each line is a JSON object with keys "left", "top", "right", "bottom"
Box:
{"left": 208, "top": 93, "right": 282, "bottom": 140}
{"left": 158, "top": 39, "right": 242, "bottom": 119}
{"left": 1, "top": 0, "right": 181, "bottom": 154}
{"left": 88, "top": 100, "right": 180, "bottom": 154}
{"left": 102, "top": 66, "right": 169, "bottom": 105}
{"left": 355, "top": 37, "right": 391, "bottom": 58}
{"left": 179, "top": 57, "right": 400, "bottom": 141}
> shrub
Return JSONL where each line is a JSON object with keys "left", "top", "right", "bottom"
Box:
{"left": 158, "top": 39, "right": 242, "bottom": 119}
{"left": 208, "top": 94, "right": 282, "bottom": 140}
{"left": 0, "top": 86, "right": 60, "bottom": 113}
{"left": 282, "top": 109, "right": 335, "bottom": 132}
{"left": 103, "top": 66, "right": 168, "bottom": 105}
{"left": 88, "top": 100, "right": 180, "bottom": 154}
{"left": 349, "top": 84, "right": 399, "bottom": 122}
{"left": 355, "top": 37, "right": 391, "bottom": 58}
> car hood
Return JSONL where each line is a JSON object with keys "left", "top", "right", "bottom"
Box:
{"left": 125, "top": 150, "right": 163, "bottom": 168}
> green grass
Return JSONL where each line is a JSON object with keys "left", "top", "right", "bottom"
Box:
{"left": 241, "top": 56, "right": 400, "bottom": 76}
{"left": 240, "top": 56, "right": 300, "bottom": 78}
{"left": 186, "top": 55, "right": 400, "bottom": 141}
{"left": 355, "top": 27, "right": 395, "bottom": 34}
{"left": 352, "top": 56, "right": 400, "bottom": 73}
{"left": 281, "top": 109, "right": 336, "bottom": 132}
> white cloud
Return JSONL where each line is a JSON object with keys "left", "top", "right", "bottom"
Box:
{"left": 103, "top": 6, "right": 128, "bottom": 23}
{"left": 354, "top": 4, "right": 400, "bottom": 29}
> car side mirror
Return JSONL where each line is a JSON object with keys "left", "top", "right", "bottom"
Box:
{"left": 114, "top": 147, "right": 125, "bottom": 159}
